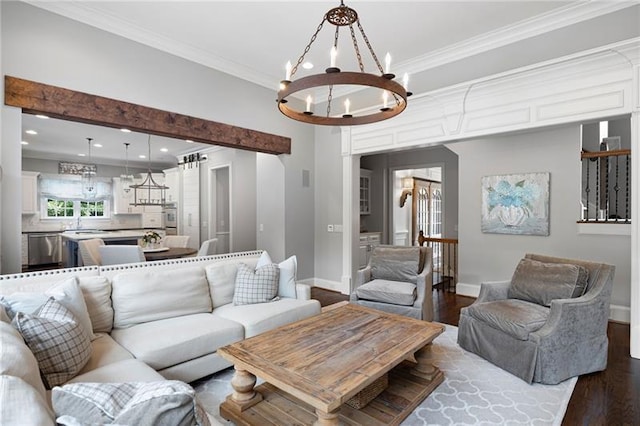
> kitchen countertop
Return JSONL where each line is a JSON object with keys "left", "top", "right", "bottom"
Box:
{"left": 59, "top": 229, "right": 151, "bottom": 241}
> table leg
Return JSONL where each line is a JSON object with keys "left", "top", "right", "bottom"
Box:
{"left": 411, "top": 342, "right": 440, "bottom": 381}
{"left": 224, "top": 367, "right": 263, "bottom": 412}
{"left": 314, "top": 408, "right": 340, "bottom": 426}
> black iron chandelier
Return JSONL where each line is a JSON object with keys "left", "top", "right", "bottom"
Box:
{"left": 277, "top": 1, "right": 411, "bottom": 126}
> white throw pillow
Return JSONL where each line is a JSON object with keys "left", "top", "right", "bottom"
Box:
{"left": 0, "top": 277, "right": 95, "bottom": 341}
{"left": 256, "top": 251, "right": 298, "bottom": 299}
{"left": 78, "top": 276, "right": 113, "bottom": 334}
{"left": 13, "top": 298, "right": 92, "bottom": 388}
{"left": 233, "top": 263, "right": 279, "bottom": 305}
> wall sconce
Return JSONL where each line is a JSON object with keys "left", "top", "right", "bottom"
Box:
{"left": 399, "top": 177, "right": 413, "bottom": 208}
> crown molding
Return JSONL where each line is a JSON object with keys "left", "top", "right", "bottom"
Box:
{"left": 24, "top": 0, "right": 636, "bottom": 97}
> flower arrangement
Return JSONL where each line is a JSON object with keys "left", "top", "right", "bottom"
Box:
{"left": 486, "top": 179, "right": 538, "bottom": 213}
{"left": 141, "top": 230, "right": 161, "bottom": 246}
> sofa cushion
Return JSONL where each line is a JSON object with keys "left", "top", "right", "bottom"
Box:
{"left": 370, "top": 246, "right": 420, "bottom": 284}
{"left": 52, "top": 380, "right": 210, "bottom": 426}
{"left": 465, "top": 299, "right": 550, "bottom": 340}
{"left": 0, "top": 321, "right": 47, "bottom": 399}
{"left": 256, "top": 251, "right": 298, "bottom": 299}
{"left": 213, "top": 298, "right": 321, "bottom": 338}
{"left": 110, "top": 313, "right": 244, "bottom": 371}
{"left": 205, "top": 258, "right": 259, "bottom": 308}
{"left": 78, "top": 334, "right": 135, "bottom": 376}
{"left": 356, "top": 279, "right": 417, "bottom": 306}
{"left": 69, "top": 359, "right": 164, "bottom": 384}
{"left": 78, "top": 276, "right": 113, "bottom": 334}
{"left": 509, "top": 258, "right": 589, "bottom": 307}
{"left": 12, "top": 298, "right": 92, "bottom": 388}
{"left": 233, "top": 263, "right": 279, "bottom": 305}
{"left": 1, "top": 277, "right": 95, "bottom": 341}
{"left": 112, "top": 266, "right": 212, "bottom": 328}
{"left": 0, "top": 375, "right": 55, "bottom": 426}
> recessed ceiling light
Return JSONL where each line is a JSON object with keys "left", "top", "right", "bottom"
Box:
{"left": 25, "top": 130, "right": 37, "bottom": 135}
{"left": 120, "top": 128, "right": 131, "bottom": 133}
{"left": 21, "top": 141, "right": 29, "bottom": 145}
{"left": 302, "top": 62, "right": 314, "bottom": 70}
{"left": 139, "top": 155, "right": 146, "bottom": 159}
{"left": 93, "top": 143, "right": 103, "bottom": 148}
{"left": 160, "top": 148, "right": 169, "bottom": 152}
{"left": 78, "top": 153, "right": 86, "bottom": 157}
{"left": 35, "top": 114, "right": 49, "bottom": 119}
{"left": 185, "top": 139, "right": 194, "bottom": 143}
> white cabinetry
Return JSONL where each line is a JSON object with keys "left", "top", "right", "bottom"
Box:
{"left": 163, "top": 168, "right": 179, "bottom": 204}
{"left": 142, "top": 205, "right": 163, "bottom": 228}
{"left": 112, "top": 177, "right": 143, "bottom": 214}
{"left": 359, "top": 232, "right": 381, "bottom": 268}
{"left": 359, "top": 169, "right": 372, "bottom": 215}
{"left": 21, "top": 172, "right": 39, "bottom": 214}
{"left": 180, "top": 167, "right": 200, "bottom": 250}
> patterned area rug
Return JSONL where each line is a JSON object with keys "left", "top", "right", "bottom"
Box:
{"left": 193, "top": 324, "right": 576, "bottom": 425}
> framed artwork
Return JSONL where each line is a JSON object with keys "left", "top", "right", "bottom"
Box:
{"left": 59, "top": 162, "right": 97, "bottom": 175}
{"left": 481, "top": 172, "right": 550, "bottom": 236}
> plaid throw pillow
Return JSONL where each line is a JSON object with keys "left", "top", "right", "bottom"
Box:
{"left": 233, "top": 263, "right": 280, "bottom": 305}
{"left": 53, "top": 381, "right": 210, "bottom": 426}
{"left": 13, "top": 297, "right": 91, "bottom": 388}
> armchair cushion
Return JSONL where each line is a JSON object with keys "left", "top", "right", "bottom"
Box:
{"left": 356, "top": 280, "right": 417, "bottom": 306}
{"left": 370, "top": 246, "right": 420, "bottom": 284}
{"left": 508, "top": 258, "right": 589, "bottom": 307}
{"left": 465, "top": 299, "right": 550, "bottom": 341}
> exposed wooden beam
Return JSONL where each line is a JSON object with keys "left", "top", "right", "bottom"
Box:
{"left": 4, "top": 76, "right": 291, "bottom": 155}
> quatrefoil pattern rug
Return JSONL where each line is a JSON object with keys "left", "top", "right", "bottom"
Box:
{"left": 194, "top": 324, "right": 576, "bottom": 426}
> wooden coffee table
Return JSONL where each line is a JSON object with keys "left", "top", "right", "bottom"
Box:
{"left": 218, "top": 303, "right": 445, "bottom": 425}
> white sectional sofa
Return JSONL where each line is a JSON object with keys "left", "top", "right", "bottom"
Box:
{"left": 0, "top": 250, "right": 321, "bottom": 425}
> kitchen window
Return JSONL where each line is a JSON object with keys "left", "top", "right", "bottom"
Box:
{"left": 39, "top": 174, "right": 112, "bottom": 220}
{"left": 44, "top": 198, "right": 109, "bottom": 219}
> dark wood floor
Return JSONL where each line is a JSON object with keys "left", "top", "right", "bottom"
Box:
{"left": 310, "top": 287, "right": 640, "bottom": 424}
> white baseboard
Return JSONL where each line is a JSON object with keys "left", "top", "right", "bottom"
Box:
{"left": 455, "top": 282, "right": 630, "bottom": 324}
{"left": 299, "top": 278, "right": 348, "bottom": 295}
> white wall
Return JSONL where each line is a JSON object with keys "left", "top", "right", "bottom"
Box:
{"left": 0, "top": 2, "right": 315, "bottom": 274}
{"left": 448, "top": 125, "right": 631, "bottom": 308}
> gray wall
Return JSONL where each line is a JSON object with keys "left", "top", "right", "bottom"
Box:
{"left": 448, "top": 124, "right": 631, "bottom": 307}
{"left": 1, "top": 2, "right": 315, "bottom": 275}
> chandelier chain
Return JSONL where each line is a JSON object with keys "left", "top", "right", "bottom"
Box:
{"left": 349, "top": 24, "right": 365, "bottom": 72}
{"left": 326, "top": 86, "right": 334, "bottom": 117}
{"left": 290, "top": 17, "right": 327, "bottom": 78}
{"left": 357, "top": 20, "right": 384, "bottom": 75}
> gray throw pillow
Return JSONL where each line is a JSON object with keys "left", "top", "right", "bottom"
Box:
{"left": 52, "top": 381, "right": 210, "bottom": 426}
{"left": 12, "top": 297, "right": 91, "bottom": 388}
{"left": 370, "top": 246, "right": 420, "bottom": 284}
{"left": 233, "top": 263, "right": 280, "bottom": 305}
{"left": 508, "top": 258, "right": 589, "bottom": 307}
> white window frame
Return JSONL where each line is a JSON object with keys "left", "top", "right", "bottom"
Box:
{"left": 41, "top": 197, "right": 111, "bottom": 220}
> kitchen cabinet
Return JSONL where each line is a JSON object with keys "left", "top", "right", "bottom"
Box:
{"left": 163, "top": 168, "right": 180, "bottom": 204}
{"left": 142, "top": 205, "right": 163, "bottom": 228}
{"left": 359, "top": 169, "right": 372, "bottom": 215}
{"left": 112, "top": 177, "right": 143, "bottom": 214}
{"left": 359, "top": 232, "right": 381, "bottom": 268}
{"left": 22, "top": 171, "right": 39, "bottom": 214}
{"left": 21, "top": 234, "right": 28, "bottom": 268}
{"left": 181, "top": 167, "right": 200, "bottom": 250}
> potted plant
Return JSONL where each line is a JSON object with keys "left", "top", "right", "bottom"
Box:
{"left": 141, "top": 230, "right": 162, "bottom": 249}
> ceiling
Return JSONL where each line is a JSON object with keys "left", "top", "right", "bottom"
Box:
{"left": 19, "top": 1, "right": 638, "bottom": 166}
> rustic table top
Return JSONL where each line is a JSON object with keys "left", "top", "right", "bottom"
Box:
{"left": 218, "top": 303, "right": 444, "bottom": 413}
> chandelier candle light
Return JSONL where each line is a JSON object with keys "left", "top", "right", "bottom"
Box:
{"left": 129, "top": 135, "right": 169, "bottom": 207}
{"left": 277, "top": 0, "right": 411, "bottom": 126}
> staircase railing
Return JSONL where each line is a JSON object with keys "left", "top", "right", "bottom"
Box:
{"left": 418, "top": 231, "right": 458, "bottom": 293}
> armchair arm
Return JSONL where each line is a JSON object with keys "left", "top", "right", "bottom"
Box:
{"left": 356, "top": 266, "right": 372, "bottom": 288}
{"left": 413, "top": 256, "right": 434, "bottom": 321}
{"left": 475, "top": 280, "right": 511, "bottom": 303}
{"left": 295, "top": 283, "right": 311, "bottom": 301}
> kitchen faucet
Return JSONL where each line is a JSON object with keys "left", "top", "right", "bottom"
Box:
{"left": 76, "top": 216, "right": 82, "bottom": 230}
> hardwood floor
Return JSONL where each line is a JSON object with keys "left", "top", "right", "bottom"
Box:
{"left": 310, "top": 287, "right": 640, "bottom": 424}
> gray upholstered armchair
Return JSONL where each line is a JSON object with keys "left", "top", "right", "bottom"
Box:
{"left": 457, "top": 253, "right": 615, "bottom": 384}
{"left": 350, "top": 245, "right": 434, "bottom": 321}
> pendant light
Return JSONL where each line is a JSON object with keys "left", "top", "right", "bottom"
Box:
{"left": 120, "top": 142, "right": 134, "bottom": 196}
{"left": 82, "top": 137, "right": 97, "bottom": 199}
{"left": 129, "top": 135, "right": 168, "bottom": 206}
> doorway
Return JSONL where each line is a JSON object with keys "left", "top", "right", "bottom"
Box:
{"left": 208, "top": 166, "right": 231, "bottom": 254}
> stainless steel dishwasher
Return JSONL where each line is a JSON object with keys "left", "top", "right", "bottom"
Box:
{"left": 28, "top": 233, "right": 61, "bottom": 267}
